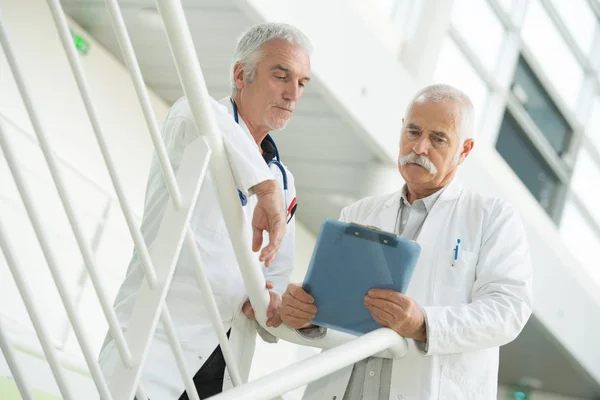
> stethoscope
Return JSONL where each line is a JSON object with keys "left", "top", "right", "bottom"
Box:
{"left": 231, "top": 98, "right": 297, "bottom": 223}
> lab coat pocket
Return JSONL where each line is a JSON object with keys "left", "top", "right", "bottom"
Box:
{"left": 438, "top": 365, "right": 484, "bottom": 400}
{"left": 435, "top": 250, "right": 478, "bottom": 304}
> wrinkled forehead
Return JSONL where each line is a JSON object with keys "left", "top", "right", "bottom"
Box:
{"left": 258, "top": 39, "right": 311, "bottom": 74}
{"left": 405, "top": 99, "right": 461, "bottom": 137}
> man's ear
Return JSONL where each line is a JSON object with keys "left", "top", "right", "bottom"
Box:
{"left": 233, "top": 62, "right": 245, "bottom": 91}
{"left": 459, "top": 139, "right": 475, "bottom": 164}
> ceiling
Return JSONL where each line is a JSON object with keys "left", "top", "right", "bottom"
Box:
{"left": 62, "top": 0, "right": 600, "bottom": 398}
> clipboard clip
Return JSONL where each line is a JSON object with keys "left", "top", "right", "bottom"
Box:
{"left": 345, "top": 222, "right": 399, "bottom": 247}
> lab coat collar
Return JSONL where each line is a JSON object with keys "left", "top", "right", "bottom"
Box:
{"left": 384, "top": 178, "right": 463, "bottom": 208}
{"left": 219, "top": 97, "right": 259, "bottom": 149}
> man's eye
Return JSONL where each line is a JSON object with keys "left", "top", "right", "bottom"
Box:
{"left": 408, "top": 130, "right": 419, "bottom": 135}
{"left": 434, "top": 137, "right": 446, "bottom": 144}
{"left": 299, "top": 82, "right": 306, "bottom": 88}
{"left": 276, "top": 76, "right": 286, "bottom": 80}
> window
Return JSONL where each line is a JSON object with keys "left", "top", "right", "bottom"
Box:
{"left": 512, "top": 58, "right": 572, "bottom": 155}
{"left": 495, "top": 111, "right": 560, "bottom": 212}
{"left": 521, "top": 0, "right": 584, "bottom": 110}
{"left": 433, "top": 37, "right": 488, "bottom": 128}
{"left": 550, "top": 0, "right": 598, "bottom": 56}
{"left": 451, "top": 0, "right": 506, "bottom": 73}
{"left": 570, "top": 148, "right": 600, "bottom": 226}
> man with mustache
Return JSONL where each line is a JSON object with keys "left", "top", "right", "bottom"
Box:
{"left": 280, "top": 84, "right": 533, "bottom": 400}
{"left": 99, "top": 23, "right": 311, "bottom": 399}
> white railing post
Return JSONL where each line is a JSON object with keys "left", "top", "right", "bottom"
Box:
{"left": 103, "top": 0, "right": 183, "bottom": 209}
{"left": 0, "top": 319, "right": 35, "bottom": 400}
{"left": 184, "top": 228, "right": 243, "bottom": 386}
{"left": 45, "top": 0, "right": 158, "bottom": 289}
{"left": 159, "top": 306, "right": 201, "bottom": 400}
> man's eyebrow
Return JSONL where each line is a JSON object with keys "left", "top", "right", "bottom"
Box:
{"left": 431, "top": 130, "right": 449, "bottom": 138}
{"left": 406, "top": 123, "right": 421, "bottom": 130}
{"left": 270, "top": 64, "right": 290, "bottom": 73}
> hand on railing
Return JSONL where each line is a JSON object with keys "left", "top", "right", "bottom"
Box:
{"left": 242, "top": 280, "right": 282, "bottom": 328}
{"left": 280, "top": 283, "right": 317, "bottom": 329}
{"left": 250, "top": 180, "right": 286, "bottom": 267}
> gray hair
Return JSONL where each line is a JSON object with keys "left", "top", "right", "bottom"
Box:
{"left": 230, "top": 23, "right": 313, "bottom": 94}
{"left": 406, "top": 84, "right": 475, "bottom": 141}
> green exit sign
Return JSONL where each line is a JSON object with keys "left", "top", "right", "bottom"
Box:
{"left": 70, "top": 30, "right": 89, "bottom": 55}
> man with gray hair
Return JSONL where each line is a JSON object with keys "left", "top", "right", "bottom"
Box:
{"left": 99, "top": 22, "right": 312, "bottom": 399}
{"left": 281, "top": 84, "right": 533, "bottom": 399}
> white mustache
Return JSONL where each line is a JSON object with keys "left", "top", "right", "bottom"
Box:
{"left": 399, "top": 152, "right": 438, "bottom": 174}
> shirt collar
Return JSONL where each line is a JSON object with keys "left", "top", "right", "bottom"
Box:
{"left": 400, "top": 184, "right": 446, "bottom": 212}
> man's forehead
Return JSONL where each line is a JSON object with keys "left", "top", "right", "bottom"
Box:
{"left": 261, "top": 41, "right": 310, "bottom": 72}
{"left": 406, "top": 100, "right": 459, "bottom": 132}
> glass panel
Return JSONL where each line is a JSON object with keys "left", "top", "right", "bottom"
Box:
{"left": 512, "top": 58, "right": 572, "bottom": 155}
{"left": 495, "top": 111, "right": 560, "bottom": 212}
{"left": 571, "top": 147, "right": 600, "bottom": 226}
{"left": 522, "top": 0, "right": 584, "bottom": 110}
{"left": 433, "top": 37, "right": 488, "bottom": 129}
{"left": 585, "top": 96, "right": 600, "bottom": 154}
{"left": 560, "top": 199, "right": 600, "bottom": 287}
{"left": 451, "top": 0, "right": 506, "bottom": 73}
{"left": 550, "top": 0, "right": 598, "bottom": 55}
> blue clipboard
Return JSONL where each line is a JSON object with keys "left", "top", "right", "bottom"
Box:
{"left": 302, "top": 219, "right": 421, "bottom": 336}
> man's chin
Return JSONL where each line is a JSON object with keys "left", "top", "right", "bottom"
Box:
{"left": 266, "top": 119, "right": 289, "bottom": 131}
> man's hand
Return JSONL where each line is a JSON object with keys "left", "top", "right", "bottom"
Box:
{"left": 242, "top": 280, "right": 282, "bottom": 328}
{"left": 250, "top": 180, "right": 285, "bottom": 267}
{"left": 280, "top": 283, "right": 317, "bottom": 329}
{"left": 364, "top": 289, "right": 427, "bottom": 342}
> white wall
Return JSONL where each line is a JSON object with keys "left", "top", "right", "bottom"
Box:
{"left": 0, "top": 0, "right": 169, "bottom": 396}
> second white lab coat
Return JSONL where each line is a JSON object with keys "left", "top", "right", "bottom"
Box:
{"left": 98, "top": 97, "right": 297, "bottom": 400}
{"left": 302, "top": 179, "right": 533, "bottom": 400}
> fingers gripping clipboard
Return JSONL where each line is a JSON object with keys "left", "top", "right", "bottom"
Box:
{"left": 302, "top": 220, "right": 421, "bottom": 336}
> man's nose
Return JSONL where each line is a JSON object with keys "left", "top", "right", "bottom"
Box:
{"left": 283, "top": 81, "right": 301, "bottom": 103}
{"left": 413, "top": 136, "right": 429, "bottom": 155}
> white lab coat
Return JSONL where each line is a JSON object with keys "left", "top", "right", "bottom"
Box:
{"left": 302, "top": 179, "right": 533, "bottom": 400}
{"left": 98, "top": 97, "right": 296, "bottom": 400}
